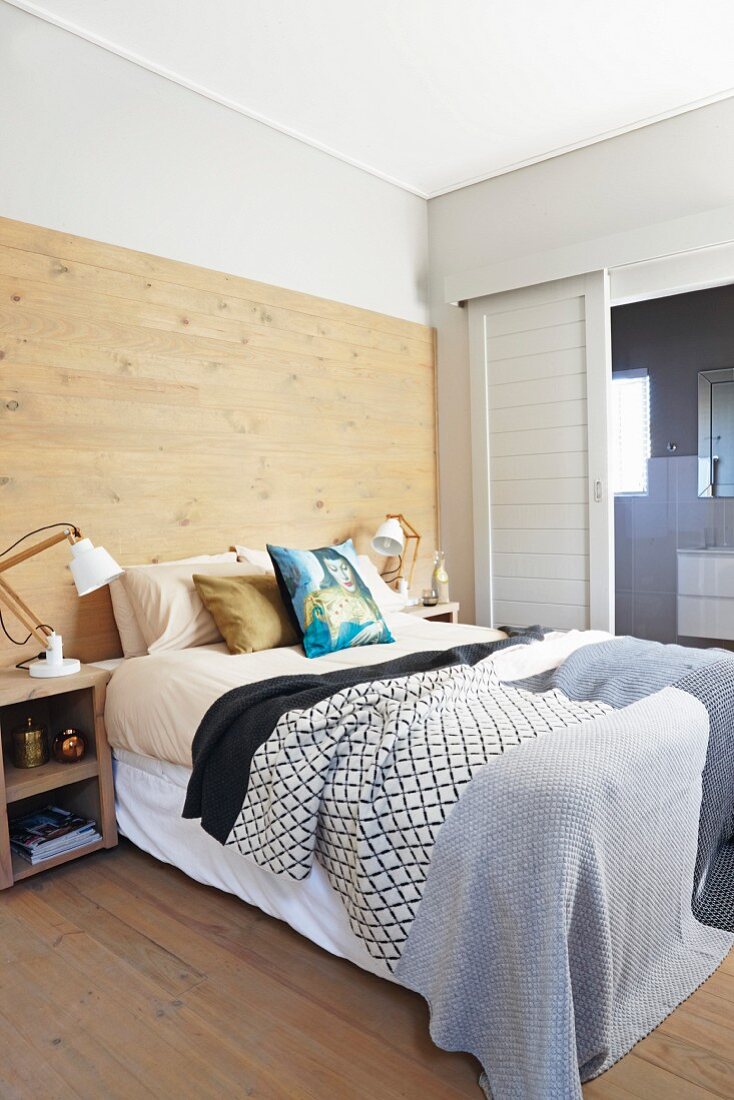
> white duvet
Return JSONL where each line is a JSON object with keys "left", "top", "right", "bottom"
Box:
{"left": 104, "top": 614, "right": 611, "bottom": 767}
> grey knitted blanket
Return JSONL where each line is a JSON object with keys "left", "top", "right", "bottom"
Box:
{"left": 396, "top": 639, "right": 734, "bottom": 1099}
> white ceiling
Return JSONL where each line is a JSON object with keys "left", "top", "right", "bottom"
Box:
{"left": 9, "top": 0, "right": 734, "bottom": 197}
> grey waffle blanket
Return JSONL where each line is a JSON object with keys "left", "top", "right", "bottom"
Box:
{"left": 513, "top": 637, "right": 734, "bottom": 932}
{"left": 396, "top": 640, "right": 734, "bottom": 1099}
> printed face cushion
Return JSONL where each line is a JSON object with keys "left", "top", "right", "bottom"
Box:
{"left": 267, "top": 539, "right": 395, "bottom": 658}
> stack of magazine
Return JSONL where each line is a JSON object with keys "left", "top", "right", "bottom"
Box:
{"left": 9, "top": 805, "right": 101, "bottom": 865}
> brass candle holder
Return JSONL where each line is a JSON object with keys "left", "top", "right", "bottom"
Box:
{"left": 11, "top": 716, "right": 50, "bottom": 769}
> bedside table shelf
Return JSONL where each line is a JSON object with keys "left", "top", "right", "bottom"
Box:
{"left": 11, "top": 838, "right": 106, "bottom": 882}
{"left": 4, "top": 754, "right": 100, "bottom": 804}
{"left": 0, "top": 664, "right": 117, "bottom": 889}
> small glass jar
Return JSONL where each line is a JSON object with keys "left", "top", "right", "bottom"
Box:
{"left": 11, "top": 716, "right": 50, "bottom": 769}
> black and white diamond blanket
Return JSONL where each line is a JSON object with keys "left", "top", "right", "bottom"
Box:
{"left": 224, "top": 659, "right": 610, "bottom": 964}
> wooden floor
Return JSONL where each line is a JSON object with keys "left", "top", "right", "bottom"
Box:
{"left": 0, "top": 842, "right": 732, "bottom": 1099}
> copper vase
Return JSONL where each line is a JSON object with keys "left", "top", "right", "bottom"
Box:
{"left": 52, "top": 728, "right": 87, "bottom": 764}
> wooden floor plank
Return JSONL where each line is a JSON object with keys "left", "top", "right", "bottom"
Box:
{"left": 591, "top": 1052, "right": 723, "bottom": 1099}
{"left": 96, "top": 842, "right": 481, "bottom": 1092}
{"left": 38, "top": 854, "right": 478, "bottom": 1099}
{"left": 6, "top": 888, "right": 274, "bottom": 1098}
{"left": 25, "top": 870, "right": 206, "bottom": 996}
{"left": 636, "top": 1031, "right": 734, "bottom": 1098}
{"left": 0, "top": 903, "right": 238, "bottom": 1099}
{"left": 0, "top": 841, "right": 731, "bottom": 1100}
{"left": 0, "top": 1010, "right": 81, "bottom": 1100}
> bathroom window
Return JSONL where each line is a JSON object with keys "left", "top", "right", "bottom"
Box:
{"left": 611, "top": 369, "right": 650, "bottom": 495}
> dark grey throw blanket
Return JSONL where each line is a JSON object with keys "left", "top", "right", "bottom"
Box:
{"left": 183, "top": 630, "right": 544, "bottom": 842}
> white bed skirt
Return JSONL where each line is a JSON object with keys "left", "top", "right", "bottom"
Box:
{"left": 112, "top": 748, "right": 391, "bottom": 980}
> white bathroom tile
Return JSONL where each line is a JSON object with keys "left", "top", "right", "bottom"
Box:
{"left": 646, "top": 457, "right": 669, "bottom": 502}
{"left": 614, "top": 498, "right": 634, "bottom": 591}
{"left": 674, "top": 454, "right": 700, "bottom": 504}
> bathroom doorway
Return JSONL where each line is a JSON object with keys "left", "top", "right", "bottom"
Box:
{"left": 612, "top": 284, "right": 734, "bottom": 645}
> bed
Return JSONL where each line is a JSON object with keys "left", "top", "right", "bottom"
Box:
{"left": 103, "top": 613, "right": 520, "bottom": 976}
{"left": 100, "top": 615, "right": 734, "bottom": 1100}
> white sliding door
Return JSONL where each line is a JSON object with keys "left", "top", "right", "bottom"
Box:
{"left": 468, "top": 272, "right": 613, "bottom": 631}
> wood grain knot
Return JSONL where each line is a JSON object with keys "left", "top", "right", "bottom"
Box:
{"left": 315, "top": 500, "right": 324, "bottom": 510}
{"left": 11, "top": 294, "right": 21, "bottom": 303}
{"left": 181, "top": 318, "right": 190, "bottom": 326}
{"left": 5, "top": 400, "right": 18, "bottom": 411}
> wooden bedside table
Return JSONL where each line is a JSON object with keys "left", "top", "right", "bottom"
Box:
{"left": 404, "top": 601, "right": 460, "bottom": 624}
{"left": 0, "top": 664, "right": 117, "bottom": 889}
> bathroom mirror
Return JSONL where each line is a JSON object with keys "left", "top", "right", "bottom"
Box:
{"left": 699, "top": 367, "right": 734, "bottom": 497}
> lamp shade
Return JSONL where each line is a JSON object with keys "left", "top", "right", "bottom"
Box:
{"left": 69, "top": 538, "right": 123, "bottom": 596}
{"left": 371, "top": 517, "right": 404, "bottom": 557}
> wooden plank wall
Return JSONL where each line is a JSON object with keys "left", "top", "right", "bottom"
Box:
{"left": 0, "top": 217, "right": 438, "bottom": 666}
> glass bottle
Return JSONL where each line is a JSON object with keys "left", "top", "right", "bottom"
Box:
{"left": 432, "top": 550, "right": 450, "bottom": 604}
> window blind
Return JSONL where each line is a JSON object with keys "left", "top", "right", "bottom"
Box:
{"left": 611, "top": 370, "right": 650, "bottom": 495}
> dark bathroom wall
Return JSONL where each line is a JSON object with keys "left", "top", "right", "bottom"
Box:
{"left": 612, "top": 283, "right": 734, "bottom": 459}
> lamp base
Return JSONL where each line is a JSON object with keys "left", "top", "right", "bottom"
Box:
{"left": 28, "top": 657, "right": 81, "bottom": 679}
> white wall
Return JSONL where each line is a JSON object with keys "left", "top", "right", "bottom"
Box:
{"left": 0, "top": 3, "right": 428, "bottom": 323}
{"left": 429, "top": 97, "right": 734, "bottom": 618}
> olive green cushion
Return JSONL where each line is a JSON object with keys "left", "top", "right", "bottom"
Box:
{"left": 192, "top": 573, "right": 299, "bottom": 654}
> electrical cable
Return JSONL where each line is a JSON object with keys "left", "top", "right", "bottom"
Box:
{"left": 0, "top": 523, "right": 72, "bottom": 645}
{"left": 0, "top": 522, "right": 80, "bottom": 560}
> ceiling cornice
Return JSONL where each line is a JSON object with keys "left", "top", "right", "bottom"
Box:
{"left": 5, "top": 0, "right": 734, "bottom": 203}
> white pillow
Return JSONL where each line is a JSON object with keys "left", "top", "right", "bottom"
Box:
{"left": 234, "top": 546, "right": 275, "bottom": 573}
{"left": 122, "top": 560, "right": 265, "bottom": 654}
{"left": 356, "top": 555, "right": 406, "bottom": 613}
{"left": 110, "top": 552, "right": 237, "bottom": 657}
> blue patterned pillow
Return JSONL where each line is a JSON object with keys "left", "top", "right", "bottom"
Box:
{"left": 267, "top": 539, "right": 395, "bottom": 658}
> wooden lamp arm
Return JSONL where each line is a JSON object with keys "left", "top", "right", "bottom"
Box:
{"left": 0, "top": 525, "right": 82, "bottom": 648}
{"left": 0, "top": 577, "right": 52, "bottom": 647}
{"left": 0, "top": 527, "right": 80, "bottom": 576}
{"left": 385, "top": 514, "right": 422, "bottom": 589}
{"left": 406, "top": 533, "right": 421, "bottom": 589}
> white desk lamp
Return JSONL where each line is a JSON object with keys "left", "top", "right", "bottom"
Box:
{"left": 371, "top": 514, "right": 421, "bottom": 595}
{"left": 0, "top": 524, "right": 123, "bottom": 677}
